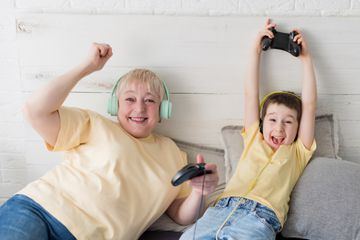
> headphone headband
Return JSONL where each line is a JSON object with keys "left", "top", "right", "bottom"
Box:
{"left": 110, "top": 76, "right": 122, "bottom": 96}
{"left": 259, "top": 91, "right": 301, "bottom": 113}
{"left": 110, "top": 75, "right": 170, "bottom": 101}
{"left": 107, "top": 73, "right": 172, "bottom": 119}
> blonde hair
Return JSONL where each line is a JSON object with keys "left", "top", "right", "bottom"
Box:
{"left": 116, "top": 69, "right": 165, "bottom": 100}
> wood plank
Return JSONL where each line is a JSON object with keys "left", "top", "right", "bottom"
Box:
{"left": 16, "top": 14, "right": 360, "bottom": 163}
{"left": 22, "top": 92, "right": 360, "bottom": 160}
{"left": 17, "top": 15, "right": 360, "bottom": 97}
{"left": 47, "top": 92, "right": 360, "bottom": 121}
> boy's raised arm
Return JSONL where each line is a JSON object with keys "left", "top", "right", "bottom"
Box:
{"left": 244, "top": 19, "right": 275, "bottom": 130}
{"left": 294, "top": 31, "right": 317, "bottom": 149}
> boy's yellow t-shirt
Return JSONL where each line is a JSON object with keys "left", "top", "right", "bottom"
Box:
{"left": 19, "top": 107, "right": 190, "bottom": 240}
{"left": 220, "top": 121, "right": 316, "bottom": 226}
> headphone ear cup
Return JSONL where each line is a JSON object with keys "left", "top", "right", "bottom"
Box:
{"left": 107, "top": 95, "right": 119, "bottom": 116}
{"left": 160, "top": 100, "right": 172, "bottom": 119}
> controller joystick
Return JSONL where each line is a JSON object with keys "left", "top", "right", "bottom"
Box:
{"left": 171, "top": 163, "right": 212, "bottom": 186}
{"left": 261, "top": 27, "right": 301, "bottom": 57}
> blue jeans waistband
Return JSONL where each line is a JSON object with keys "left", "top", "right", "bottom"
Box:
{"left": 216, "top": 197, "right": 257, "bottom": 209}
{"left": 216, "top": 197, "right": 281, "bottom": 233}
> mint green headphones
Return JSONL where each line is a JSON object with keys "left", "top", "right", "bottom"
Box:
{"left": 107, "top": 76, "right": 172, "bottom": 119}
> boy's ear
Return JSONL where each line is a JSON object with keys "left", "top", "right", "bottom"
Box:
{"left": 259, "top": 119, "right": 263, "bottom": 133}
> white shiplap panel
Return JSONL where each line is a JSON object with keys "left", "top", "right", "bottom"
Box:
{"left": 17, "top": 15, "right": 360, "bottom": 96}
{"left": 23, "top": 92, "right": 360, "bottom": 146}
{"left": 0, "top": 92, "right": 24, "bottom": 123}
{"left": 16, "top": 15, "right": 253, "bottom": 67}
{"left": 20, "top": 64, "right": 360, "bottom": 95}
{"left": 57, "top": 92, "right": 360, "bottom": 121}
{"left": 16, "top": 14, "right": 360, "bottom": 162}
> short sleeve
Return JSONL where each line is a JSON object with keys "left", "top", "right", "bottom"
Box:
{"left": 241, "top": 120, "right": 260, "bottom": 146}
{"left": 296, "top": 138, "right": 317, "bottom": 170}
{"left": 46, "top": 107, "right": 91, "bottom": 151}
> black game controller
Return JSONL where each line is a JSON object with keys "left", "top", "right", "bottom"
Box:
{"left": 171, "top": 163, "right": 212, "bottom": 186}
{"left": 261, "top": 27, "right": 301, "bottom": 57}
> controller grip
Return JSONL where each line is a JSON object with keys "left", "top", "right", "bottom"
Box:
{"left": 291, "top": 46, "right": 301, "bottom": 57}
{"left": 171, "top": 163, "right": 212, "bottom": 186}
{"left": 289, "top": 31, "right": 301, "bottom": 57}
{"left": 261, "top": 37, "right": 272, "bottom": 51}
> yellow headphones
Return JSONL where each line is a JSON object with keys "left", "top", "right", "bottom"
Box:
{"left": 259, "top": 91, "right": 301, "bottom": 114}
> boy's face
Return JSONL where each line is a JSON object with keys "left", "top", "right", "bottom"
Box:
{"left": 262, "top": 103, "right": 299, "bottom": 151}
{"left": 117, "top": 82, "right": 161, "bottom": 138}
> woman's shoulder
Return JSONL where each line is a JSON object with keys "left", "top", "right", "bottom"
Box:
{"left": 153, "top": 133, "right": 177, "bottom": 146}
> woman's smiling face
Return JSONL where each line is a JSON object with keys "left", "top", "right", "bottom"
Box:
{"left": 117, "top": 82, "right": 161, "bottom": 138}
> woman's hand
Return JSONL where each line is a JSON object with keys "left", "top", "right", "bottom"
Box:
{"left": 82, "top": 42, "right": 113, "bottom": 74}
{"left": 189, "top": 154, "right": 219, "bottom": 196}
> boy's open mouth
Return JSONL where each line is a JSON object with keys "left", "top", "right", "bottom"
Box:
{"left": 271, "top": 136, "right": 285, "bottom": 145}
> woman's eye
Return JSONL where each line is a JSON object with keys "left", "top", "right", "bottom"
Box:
{"left": 125, "top": 98, "right": 135, "bottom": 102}
{"left": 286, "top": 121, "right": 293, "bottom": 124}
{"left": 269, "top": 118, "right": 276, "bottom": 122}
{"left": 145, "top": 99, "right": 155, "bottom": 103}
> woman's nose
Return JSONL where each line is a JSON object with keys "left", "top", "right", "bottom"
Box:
{"left": 135, "top": 101, "right": 145, "bottom": 112}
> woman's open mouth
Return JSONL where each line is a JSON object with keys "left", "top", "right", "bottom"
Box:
{"left": 129, "top": 117, "right": 148, "bottom": 123}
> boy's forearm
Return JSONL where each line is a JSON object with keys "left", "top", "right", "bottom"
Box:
{"left": 301, "top": 57, "right": 317, "bottom": 105}
{"left": 243, "top": 49, "right": 261, "bottom": 127}
{"left": 245, "top": 51, "right": 261, "bottom": 98}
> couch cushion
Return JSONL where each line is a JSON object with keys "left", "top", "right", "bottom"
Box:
{"left": 281, "top": 157, "right": 360, "bottom": 240}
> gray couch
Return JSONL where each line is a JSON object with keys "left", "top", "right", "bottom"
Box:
{"left": 141, "top": 115, "right": 360, "bottom": 239}
{"left": 141, "top": 157, "right": 360, "bottom": 240}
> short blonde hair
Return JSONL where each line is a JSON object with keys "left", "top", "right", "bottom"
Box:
{"left": 116, "top": 69, "right": 165, "bottom": 101}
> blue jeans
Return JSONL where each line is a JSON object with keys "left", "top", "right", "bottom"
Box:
{"left": 180, "top": 197, "right": 281, "bottom": 240}
{"left": 0, "top": 194, "right": 76, "bottom": 240}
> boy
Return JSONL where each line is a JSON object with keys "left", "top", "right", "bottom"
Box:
{"left": 180, "top": 18, "right": 317, "bottom": 240}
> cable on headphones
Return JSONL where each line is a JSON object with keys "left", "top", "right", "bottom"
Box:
{"left": 214, "top": 160, "right": 271, "bottom": 240}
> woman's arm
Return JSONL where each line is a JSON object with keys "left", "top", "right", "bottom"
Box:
{"left": 166, "top": 154, "right": 218, "bottom": 225}
{"left": 23, "top": 43, "right": 112, "bottom": 146}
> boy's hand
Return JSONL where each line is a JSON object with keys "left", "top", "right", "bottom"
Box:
{"left": 292, "top": 29, "right": 312, "bottom": 61}
{"left": 82, "top": 42, "right": 113, "bottom": 74}
{"left": 253, "top": 18, "right": 276, "bottom": 54}
{"left": 189, "top": 154, "right": 219, "bottom": 195}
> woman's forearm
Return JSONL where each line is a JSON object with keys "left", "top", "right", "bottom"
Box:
{"left": 24, "top": 63, "right": 92, "bottom": 117}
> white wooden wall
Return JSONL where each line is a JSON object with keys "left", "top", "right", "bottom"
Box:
{"left": 17, "top": 14, "right": 360, "bottom": 163}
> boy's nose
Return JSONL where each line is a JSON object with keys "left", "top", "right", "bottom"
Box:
{"left": 274, "top": 124, "right": 284, "bottom": 132}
